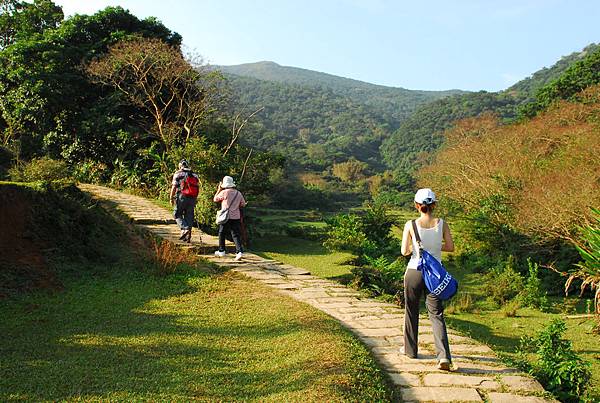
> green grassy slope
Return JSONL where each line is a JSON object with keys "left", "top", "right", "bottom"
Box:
{"left": 0, "top": 183, "right": 395, "bottom": 401}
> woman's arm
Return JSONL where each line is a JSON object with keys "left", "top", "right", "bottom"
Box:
{"left": 441, "top": 220, "right": 455, "bottom": 252}
{"left": 213, "top": 184, "right": 223, "bottom": 202}
{"left": 401, "top": 221, "right": 413, "bottom": 256}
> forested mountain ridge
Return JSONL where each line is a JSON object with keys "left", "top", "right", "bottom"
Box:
{"left": 213, "top": 43, "right": 599, "bottom": 178}
{"left": 216, "top": 62, "right": 466, "bottom": 171}
{"left": 221, "top": 75, "right": 393, "bottom": 170}
{"left": 218, "top": 62, "right": 464, "bottom": 123}
{"left": 217, "top": 61, "right": 463, "bottom": 97}
{"left": 507, "top": 43, "right": 600, "bottom": 99}
{"left": 381, "top": 42, "right": 600, "bottom": 175}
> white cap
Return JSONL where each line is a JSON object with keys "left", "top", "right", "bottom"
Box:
{"left": 414, "top": 188, "right": 436, "bottom": 205}
{"left": 221, "top": 176, "right": 236, "bottom": 188}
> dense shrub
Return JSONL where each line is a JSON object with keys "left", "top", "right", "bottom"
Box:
{"left": 324, "top": 204, "right": 403, "bottom": 300}
{"left": 372, "top": 189, "right": 414, "bottom": 209}
{"left": 324, "top": 204, "right": 398, "bottom": 259}
{"left": 324, "top": 213, "right": 373, "bottom": 256}
{"left": 9, "top": 157, "right": 70, "bottom": 182}
{"left": 514, "top": 319, "right": 592, "bottom": 402}
{"left": 419, "top": 86, "right": 600, "bottom": 246}
{"left": 518, "top": 259, "right": 549, "bottom": 311}
{"left": 351, "top": 256, "right": 406, "bottom": 304}
{"left": 483, "top": 257, "right": 524, "bottom": 306}
{"left": 567, "top": 208, "right": 600, "bottom": 318}
{"left": 72, "top": 160, "right": 111, "bottom": 184}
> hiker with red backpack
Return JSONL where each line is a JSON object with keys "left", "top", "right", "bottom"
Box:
{"left": 169, "top": 159, "right": 200, "bottom": 242}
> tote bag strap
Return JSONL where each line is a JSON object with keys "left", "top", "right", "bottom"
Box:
{"left": 230, "top": 190, "right": 241, "bottom": 209}
{"left": 411, "top": 220, "right": 424, "bottom": 250}
{"left": 222, "top": 190, "right": 241, "bottom": 214}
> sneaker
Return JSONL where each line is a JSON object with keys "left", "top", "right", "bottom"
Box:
{"left": 437, "top": 358, "right": 451, "bottom": 371}
{"left": 234, "top": 252, "right": 243, "bottom": 261}
{"left": 179, "top": 230, "right": 188, "bottom": 240}
{"left": 214, "top": 250, "right": 226, "bottom": 257}
{"left": 186, "top": 229, "right": 192, "bottom": 243}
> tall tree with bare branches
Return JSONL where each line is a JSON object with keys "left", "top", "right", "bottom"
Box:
{"left": 87, "top": 37, "right": 224, "bottom": 176}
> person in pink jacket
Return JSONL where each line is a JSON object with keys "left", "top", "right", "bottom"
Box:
{"left": 213, "top": 176, "right": 246, "bottom": 261}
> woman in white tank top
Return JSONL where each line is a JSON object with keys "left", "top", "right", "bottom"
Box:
{"left": 400, "top": 188, "right": 455, "bottom": 370}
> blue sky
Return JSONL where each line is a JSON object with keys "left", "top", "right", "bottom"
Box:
{"left": 54, "top": 0, "right": 599, "bottom": 91}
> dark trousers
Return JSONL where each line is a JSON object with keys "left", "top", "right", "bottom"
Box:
{"left": 173, "top": 195, "right": 196, "bottom": 231}
{"left": 218, "top": 219, "right": 243, "bottom": 253}
{"left": 403, "top": 268, "right": 451, "bottom": 362}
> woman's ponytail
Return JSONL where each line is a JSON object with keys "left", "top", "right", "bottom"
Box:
{"left": 419, "top": 204, "right": 429, "bottom": 213}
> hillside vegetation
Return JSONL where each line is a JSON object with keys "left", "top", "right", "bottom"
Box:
{"left": 215, "top": 44, "right": 599, "bottom": 193}
{"left": 0, "top": 2, "right": 283, "bottom": 226}
{"left": 218, "top": 61, "right": 464, "bottom": 170}
{"left": 382, "top": 43, "right": 600, "bottom": 175}
{"left": 219, "top": 61, "right": 463, "bottom": 121}
{"left": 0, "top": 181, "right": 125, "bottom": 297}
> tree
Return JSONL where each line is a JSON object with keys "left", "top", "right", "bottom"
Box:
{"left": 418, "top": 85, "right": 600, "bottom": 245}
{"left": 86, "top": 37, "right": 224, "bottom": 178}
{"left": 0, "top": 5, "right": 182, "bottom": 161}
{"left": 332, "top": 158, "right": 367, "bottom": 182}
{"left": 0, "top": 0, "right": 63, "bottom": 49}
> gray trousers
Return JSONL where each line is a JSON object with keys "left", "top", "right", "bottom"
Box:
{"left": 403, "top": 268, "right": 451, "bottom": 362}
{"left": 173, "top": 195, "right": 196, "bottom": 231}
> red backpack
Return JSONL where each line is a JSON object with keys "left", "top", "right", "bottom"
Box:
{"left": 181, "top": 171, "right": 199, "bottom": 198}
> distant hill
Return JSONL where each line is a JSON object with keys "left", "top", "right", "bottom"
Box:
{"left": 507, "top": 43, "right": 600, "bottom": 100}
{"left": 218, "top": 61, "right": 464, "bottom": 123}
{"left": 381, "top": 42, "right": 600, "bottom": 175}
{"left": 215, "top": 61, "right": 465, "bottom": 171}
{"left": 214, "top": 44, "right": 599, "bottom": 176}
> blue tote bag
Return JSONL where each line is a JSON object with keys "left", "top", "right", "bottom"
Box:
{"left": 412, "top": 220, "right": 458, "bottom": 300}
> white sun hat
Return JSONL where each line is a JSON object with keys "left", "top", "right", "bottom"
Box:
{"left": 414, "top": 188, "right": 437, "bottom": 205}
{"left": 221, "top": 176, "right": 236, "bottom": 188}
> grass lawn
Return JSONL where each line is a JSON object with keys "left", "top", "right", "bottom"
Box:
{"left": 252, "top": 235, "right": 355, "bottom": 282}
{"left": 0, "top": 261, "right": 393, "bottom": 402}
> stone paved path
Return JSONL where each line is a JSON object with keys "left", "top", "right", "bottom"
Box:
{"left": 80, "top": 184, "right": 555, "bottom": 403}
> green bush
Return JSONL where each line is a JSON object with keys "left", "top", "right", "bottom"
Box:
{"left": 351, "top": 256, "right": 406, "bottom": 304}
{"left": 483, "top": 257, "right": 524, "bottom": 306}
{"left": 514, "top": 319, "right": 592, "bottom": 402}
{"left": 571, "top": 208, "right": 600, "bottom": 317}
{"left": 193, "top": 185, "right": 219, "bottom": 235}
{"left": 372, "top": 189, "right": 413, "bottom": 208}
{"left": 518, "top": 259, "right": 549, "bottom": 311}
{"left": 72, "top": 160, "right": 111, "bottom": 184}
{"left": 9, "top": 157, "right": 70, "bottom": 182}
{"left": 324, "top": 204, "right": 404, "bottom": 302}
{"left": 324, "top": 213, "right": 374, "bottom": 256}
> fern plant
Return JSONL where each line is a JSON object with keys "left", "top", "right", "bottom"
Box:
{"left": 567, "top": 208, "right": 600, "bottom": 319}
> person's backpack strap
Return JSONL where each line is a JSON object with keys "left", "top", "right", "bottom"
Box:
{"left": 411, "top": 220, "right": 423, "bottom": 250}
